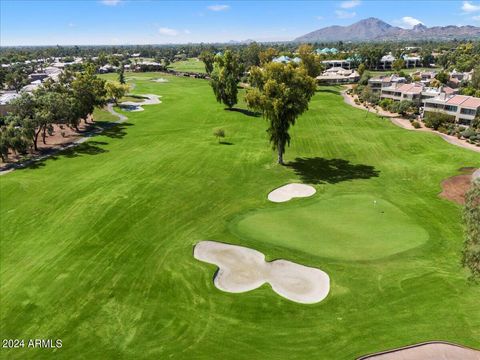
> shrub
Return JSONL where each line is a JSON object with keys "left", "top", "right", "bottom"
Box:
{"left": 461, "top": 128, "right": 476, "bottom": 139}
{"left": 423, "top": 111, "right": 455, "bottom": 130}
{"left": 412, "top": 121, "right": 421, "bottom": 129}
{"left": 378, "top": 98, "right": 394, "bottom": 110}
{"left": 213, "top": 128, "right": 226, "bottom": 142}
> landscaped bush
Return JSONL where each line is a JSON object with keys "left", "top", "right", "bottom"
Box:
{"left": 423, "top": 111, "right": 455, "bottom": 130}
{"left": 461, "top": 128, "right": 476, "bottom": 139}
{"left": 412, "top": 121, "right": 421, "bottom": 129}
{"left": 378, "top": 98, "right": 394, "bottom": 110}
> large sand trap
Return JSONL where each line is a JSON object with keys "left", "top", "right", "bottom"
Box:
{"left": 120, "top": 94, "right": 162, "bottom": 111}
{"left": 268, "top": 183, "right": 316, "bottom": 203}
{"left": 151, "top": 78, "right": 168, "bottom": 83}
{"left": 358, "top": 341, "right": 480, "bottom": 360}
{"left": 194, "top": 241, "right": 330, "bottom": 304}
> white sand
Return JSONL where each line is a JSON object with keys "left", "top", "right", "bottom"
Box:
{"left": 151, "top": 78, "right": 169, "bottom": 83}
{"left": 268, "top": 183, "right": 316, "bottom": 203}
{"left": 358, "top": 342, "right": 480, "bottom": 360}
{"left": 194, "top": 241, "right": 330, "bottom": 304}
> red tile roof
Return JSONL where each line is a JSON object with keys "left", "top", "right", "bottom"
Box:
{"left": 461, "top": 97, "right": 480, "bottom": 108}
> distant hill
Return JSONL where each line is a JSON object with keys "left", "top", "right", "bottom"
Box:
{"left": 294, "top": 17, "right": 480, "bottom": 42}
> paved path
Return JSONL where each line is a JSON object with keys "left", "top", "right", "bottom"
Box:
{"left": 341, "top": 87, "right": 480, "bottom": 153}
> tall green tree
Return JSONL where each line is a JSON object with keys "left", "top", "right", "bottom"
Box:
{"left": 245, "top": 62, "right": 316, "bottom": 165}
{"left": 471, "top": 65, "right": 480, "bottom": 90}
{"left": 463, "top": 179, "right": 480, "bottom": 281}
{"left": 118, "top": 64, "right": 126, "bottom": 84}
{"left": 392, "top": 58, "right": 405, "bottom": 72}
{"left": 71, "top": 64, "right": 107, "bottom": 124}
{"left": 210, "top": 50, "right": 241, "bottom": 109}
{"left": 259, "top": 48, "right": 279, "bottom": 65}
{"left": 242, "top": 42, "right": 261, "bottom": 70}
{"left": 199, "top": 51, "right": 215, "bottom": 75}
{"left": 298, "top": 44, "right": 323, "bottom": 78}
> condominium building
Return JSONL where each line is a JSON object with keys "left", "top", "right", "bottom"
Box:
{"left": 368, "top": 75, "right": 407, "bottom": 93}
{"left": 380, "top": 83, "right": 424, "bottom": 104}
{"left": 423, "top": 94, "right": 480, "bottom": 125}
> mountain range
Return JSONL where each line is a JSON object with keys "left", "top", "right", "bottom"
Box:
{"left": 294, "top": 17, "right": 480, "bottom": 42}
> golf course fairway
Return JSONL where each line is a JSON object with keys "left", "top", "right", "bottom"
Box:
{"left": 0, "top": 73, "right": 479, "bottom": 359}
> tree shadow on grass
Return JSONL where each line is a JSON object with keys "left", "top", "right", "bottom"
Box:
{"left": 219, "top": 141, "right": 233, "bottom": 145}
{"left": 287, "top": 157, "right": 380, "bottom": 184}
{"left": 95, "top": 122, "right": 133, "bottom": 139}
{"left": 316, "top": 88, "right": 341, "bottom": 95}
{"left": 226, "top": 108, "right": 261, "bottom": 118}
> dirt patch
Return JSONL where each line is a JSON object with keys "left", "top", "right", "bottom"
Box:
{"left": 194, "top": 241, "right": 330, "bottom": 304}
{"left": 439, "top": 168, "right": 477, "bottom": 204}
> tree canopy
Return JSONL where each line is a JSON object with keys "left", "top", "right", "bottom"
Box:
{"left": 209, "top": 50, "right": 241, "bottom": 109}
{"left": 245, "top": 62, "right": 316, "bottom": 165}
{"left": 463, "top": 179, "right": 480, "bottom": 281}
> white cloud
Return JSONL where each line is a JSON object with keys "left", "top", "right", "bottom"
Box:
{"left": 100, "top": 0, "right": 121, "bottom": 6}
{"left": 396, "top": 16, "right": 424, "bottom": 28}
{"left": 462, "top": 1, "right": 480, "bottom": 12}
{"left": 207, "top": 4, "right": 229, "bottom": 11}
{"left": 158, "top": 27, "right": 178, "bottom": 36}
{"left": 316, "top": 16, "right": 324, "bottom": 20}
{"left": 184, "top": 29, "right": 191, "bottom": 34}
{"left": 473, "top": 15, "right": 480, "bottom": 20}
{"left": 68, "top": 22, "right": 76, "bottom": 28}
{"left": 340, "top": 0, "right": 361, "bottom": 9}
{"left": 335, "top": 10, "right": 356, "bottom": 19}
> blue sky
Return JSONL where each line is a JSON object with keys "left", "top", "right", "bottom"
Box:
{"left": 1, "top": 0, "right": 480, "bottom": 46}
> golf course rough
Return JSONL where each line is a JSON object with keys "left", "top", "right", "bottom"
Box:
{"left": 194, "top": 241, "right": 330, "bottom": 304}
{"left": 1, "top": 73, "right": 480, "bottom": 359}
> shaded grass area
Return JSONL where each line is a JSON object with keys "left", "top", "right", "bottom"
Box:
{"left": 1, "top": 75, "right": 479, "bottom": 360}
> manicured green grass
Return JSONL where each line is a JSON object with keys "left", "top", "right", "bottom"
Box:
{"left": 1, "top": 73, "right": 479, "bottom": 360}
{"left": 92, "top": 107, "right": 118, "bottom": 122}
{"left": 369, "top": 66, "right": 440, "bottom": 77}
{"left": 169, "top": 58, "right": 206, "bottom": 73}
{"left": 232, "top": 194, "right": 429, "bottom": 261}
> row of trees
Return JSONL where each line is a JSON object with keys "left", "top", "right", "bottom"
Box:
{"left": 463, "top": 179, "right": 479, "bottom": 282}
{"left": 208, "top": 48, "right": 316, "bottom": 164}
{"left": 0, "top": 65, "right": 127, "bottom": 161}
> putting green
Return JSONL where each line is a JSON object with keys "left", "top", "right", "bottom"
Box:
{"left": 232, "top": 194, "right": 428, "bottom": 261}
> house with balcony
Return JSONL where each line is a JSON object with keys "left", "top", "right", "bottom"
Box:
{"left": 369, "top": 75, "right": 407, "bottom": 93}
{"left": 316, "top": 67, "right": 359, "bottom": 85}
{"left": 380, "top": 83, "right": 424, "bottom": 104}
{"left": 377, "top": 54, "right": 395, "bottom": 70}
{"left": 403, "top": 55, "right": 422, "bottom": 68}
{"left": 322, "top": 59, "right": 353, "bottom": 70}
{"left": 423, "top": 94, "right": 480, "bottom": 125}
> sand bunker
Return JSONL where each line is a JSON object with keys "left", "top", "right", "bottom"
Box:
{"left": 194, "top": 241, "right": 330, "bottom": 304}
{"left": 440, "top": 168, "right": 478, "bottom": 204}
{"left": 268, "top": 183, "right": 316, "bottom": 203}
{"left": 151, "top": 78, "right": 168, "bottom": 83}
{"left": 358, "top": 341, "right": 480, "bottom": 360}
{"left": 120, "top": 94, "right": 162, "bottom": 112}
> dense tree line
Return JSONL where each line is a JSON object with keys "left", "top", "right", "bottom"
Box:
{"left": 0, "top": 65, "right": 110, "bottom": 161}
